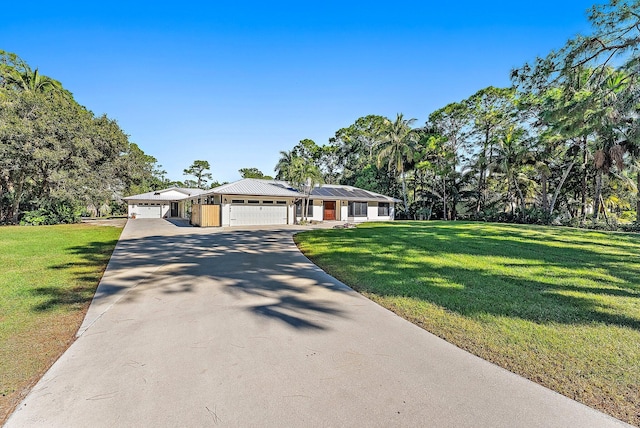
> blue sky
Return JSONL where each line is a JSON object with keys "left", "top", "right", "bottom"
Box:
{"left": 2, "top": 1, "right": 596, "bottom": 183}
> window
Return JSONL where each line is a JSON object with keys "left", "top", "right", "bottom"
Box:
{"left": 295, "top": 200, "right": 313, "bottom": 216}
{"left": 248, "top": 200, "right": 259, "bottom": 204}
{"left": 262, "top": 200, "right": 274, "bottom": 204}
{"left": 348, "top": 201, "right": 367, "bottom": 217}
{"left": 378, "top": 202, "right": 390, "bottom": 216}
{"left": 231, "top": 199, "right": 244, "bottom": 204}
{"left": 276, "top": 200, "right": 287, "bottom": 205}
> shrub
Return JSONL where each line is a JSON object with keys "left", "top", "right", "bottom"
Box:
{"left": 20, "top": 201, "right": 81, "bottom": 226}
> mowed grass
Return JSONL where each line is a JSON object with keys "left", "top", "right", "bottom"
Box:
{"left": 295, "top": 221, "right": 640, "bottom": 426}
{"left": 0, "top": 223, "right": 122, "bottom": 423}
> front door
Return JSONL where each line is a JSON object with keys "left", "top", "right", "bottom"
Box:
{"left": 170, "top": 202, "right": 179, "bottom": 217}
{"left": 323, "top": 201, "right": 336, "bottom": 221}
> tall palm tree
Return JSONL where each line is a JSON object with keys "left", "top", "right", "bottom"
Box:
{"left": 288, "top": 156, "right": 323, "bottom": 222}
{"left": 376, "top": 113, "right": 418, "bottom": 211}
{"left": 275, "top": 150, "right": 294, "bottom": 180}
{"left": 493, "top": 126, "right": 531, "bottom": 220}
{"left": 588, "top": 68, "right": 630, "bottom": 222}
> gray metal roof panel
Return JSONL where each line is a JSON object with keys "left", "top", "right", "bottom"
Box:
{"left": 208, "top": 178, "right": 302, "bottom": 197}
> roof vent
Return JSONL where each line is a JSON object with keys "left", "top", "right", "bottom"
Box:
{"left": 154, "top": 192, "right": 161, "bottom": 195}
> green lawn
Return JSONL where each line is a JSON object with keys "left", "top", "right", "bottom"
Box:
{"left": 295, "top": 221, "right": 640, "bottom": 426}
{"left": 0, "top": 223, "right": 122, "bottom": 423}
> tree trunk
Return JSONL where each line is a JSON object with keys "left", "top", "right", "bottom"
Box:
{"left": 580, "top": 137, "right": 588, "bottom": 224}
{"left": 303, "top": 196, "right": 309, "bottom": 222}
{"left": 637, "top": 171, "right": 640, "bottom": 222}
{"left": 599, "top": 194, "right": 610, "bottom": 226}
{"left": 476, "top": 151, "right": 485, "bottom": 213}
{"left": 0, "top": 179, "right": 5, "bottom": 223}
{"left": 401, "top": 168, "right": 408, "bottom": 213}
{"left": 540, "top": 171, "right": 548, "bottom": 213}
{"left": 593, "top": 171, "right": 602, "bottom": 222}
{"left": 514, "top": 176, "right": 526, "bottom": 222}
{"left": 442, "top": 176, "right": 447, "bottom": 220}
{"left": 11, "top": 173, "right": 25, "bottom": 224}
{"left": 549, "top": 161, "right": 575, "bottom": 218}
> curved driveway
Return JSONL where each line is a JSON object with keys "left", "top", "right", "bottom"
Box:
{"left": 6, "top": 219, "right": 629, "bottom": 427}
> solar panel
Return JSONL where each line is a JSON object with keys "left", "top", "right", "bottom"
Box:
{"left": 353, "top": 189, "right": 372, "bottom": 198}
{"left": 314, "top": 188, "right": 333, "bottom": 197}
{"left": 309, "top": 186, "right": 392, "bottom": 201}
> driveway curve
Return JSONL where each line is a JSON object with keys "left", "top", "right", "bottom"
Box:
{"left": 5, "top": 219, "right": 630, "bottom": 427}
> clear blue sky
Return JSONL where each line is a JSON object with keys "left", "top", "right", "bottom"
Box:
{"left": 2, "top": 1, "right": 595, "bottom": 184}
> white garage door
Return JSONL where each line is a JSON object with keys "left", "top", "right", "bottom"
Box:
{"left": 230, "top": 204, "right": 287, "bottom": 226}
{"left": 135, "top": 204, "right": 162, "bottom": 218}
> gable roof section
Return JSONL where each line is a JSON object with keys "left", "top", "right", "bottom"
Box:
{"left": 206, "top": 178, "right": 302, "bottom": 198}
{"left": 173, "top": 187, "right": 206, "bottom": 196}
{"left": 123, "top": 187, "right": 207, "bottom": 201}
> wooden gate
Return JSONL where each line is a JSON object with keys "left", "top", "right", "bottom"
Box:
{"left": 191, "top": 204, "right": 221, "bottom": 227}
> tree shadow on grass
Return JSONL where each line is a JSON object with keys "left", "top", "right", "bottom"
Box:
{"left": 301, "top": 222, "right": 640, "bottom": 331}
{"left": 31, "top": 285, "right": 97, "bottom": 311}
{"left": 32, "top": 238, "right": 120, "bottom": 312}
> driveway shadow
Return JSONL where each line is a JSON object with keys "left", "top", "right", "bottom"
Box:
{"left": 45, "top": 226, "right": 348, "bottom": 331}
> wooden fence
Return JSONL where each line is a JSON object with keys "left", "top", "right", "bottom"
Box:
{"left": 191, "top": 204, "right": 221, "bottom": 227}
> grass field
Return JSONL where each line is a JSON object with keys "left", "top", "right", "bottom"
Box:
{"left": 0, "top": 223, "right": 122, "bottom": 423}
{"left": 295, "top": 221, "right": 640, "bottom": 426}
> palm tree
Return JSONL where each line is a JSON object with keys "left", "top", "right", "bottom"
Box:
{"left": 588, "top": 68, "right": 630, "bottom": 223}
{"left": 288, "top": 156, "right": 323, "bottom": 222}
{"left": 493, "top": 126, "right": 531, "bottom": 220}
{"left": 0, "top": 50, "right": 62, "bottom": 94}
{"left": 376, "top": 113, "right": 419, "bottom": 211}
{"left": 18, "top": 68, "right": 62, "bottom": 93}
{"left": 275, "top": 150, "right": 294, "bottom": 180}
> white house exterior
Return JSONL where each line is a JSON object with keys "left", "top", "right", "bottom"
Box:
{"left": 123, "top": 179, "right": 399, "bottom": 226}
{"left": 295, "top": 184, "right": 398, "bottom": 223}
{"left": 196, "top": 179, "right": 301, "bottom": 227}
{"left": 123, "top": 187, "right": 205, "bottom": 219}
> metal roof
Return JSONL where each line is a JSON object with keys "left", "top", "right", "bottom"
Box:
{"left": 205, "top": 178, "right": 303, "bottom": 198}
{"left": 124, "top": 182, "right": 399, "bottom": 203}
{"left": 123, "top": 187, "right": 207, "bottom": 201}
{"left": 175, "top": 188, "right": 207, "bottom": 196}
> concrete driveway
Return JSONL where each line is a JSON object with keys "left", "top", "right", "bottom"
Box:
{"left": 5, "top": 219, "right": 629, "bottom": 427}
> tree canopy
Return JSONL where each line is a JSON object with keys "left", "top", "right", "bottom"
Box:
{"left": 183, "top": 160, "right": 213, "bottom": 189}
{"left": 0, "top": 50, "right": 165, "bottom": 224}
{"left": 239, "top": 167, "right": 273, "bottom": 180}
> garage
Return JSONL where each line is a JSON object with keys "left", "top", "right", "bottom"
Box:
{"left": 134, "top": 204, "right": 162, "bottom": 218}
{"left": 229, "top": 202, "right": 288, "bottom": 226}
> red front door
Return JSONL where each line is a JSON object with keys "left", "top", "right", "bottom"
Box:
{"left": 323, "top": 201, "right": 336, "bottom": 220}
